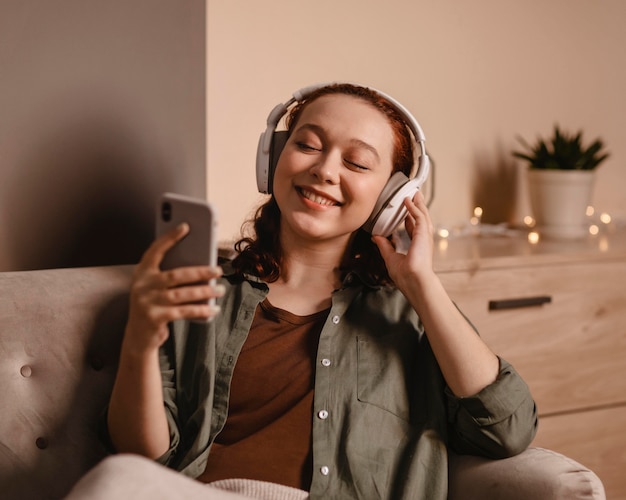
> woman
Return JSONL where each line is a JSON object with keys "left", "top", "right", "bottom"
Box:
{"left": 104, "top": 83, "right": 537, "bottom": 499}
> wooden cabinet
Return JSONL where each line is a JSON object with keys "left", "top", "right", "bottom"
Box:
{"left": 434, "top": 229, "right": 626, "bottom": 499}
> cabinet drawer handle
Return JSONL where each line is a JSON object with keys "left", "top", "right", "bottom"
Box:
{"left": 488, "top": 296, "right": 552, "bottom": 311}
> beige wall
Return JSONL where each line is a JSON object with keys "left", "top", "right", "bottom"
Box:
{"left": 0, "top": 0, "right": 205, "bottom": 271}
{"left": 2, "top": 2, "right": 622, "bottom": 268}
{"left": 207, "top": 0, "right": 625, "bottom": 243}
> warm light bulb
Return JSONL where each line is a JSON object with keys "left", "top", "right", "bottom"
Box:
{"left": 473, "top": 207, "right": 483, "bottom": 218}
{"left": 600, "top": 212, "right": 612, "bottom": 224}
{"left": 528, "top": 231, "right": 540, "bottom": 244}
{"left": 586, "top": 206, "right": 595, "bottom": 217}
{"left": 523, "top": 216, "right": 536, "bottom": 227}
{"left": 437, "top": 228, "right": 450, "bottom": 239}
{"left": 589, "top": 224, "right": 599, "bottom": 236}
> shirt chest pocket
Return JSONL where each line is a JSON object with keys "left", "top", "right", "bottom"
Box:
{"left": 356, "top": 336, "right": 413, "bottom": 422}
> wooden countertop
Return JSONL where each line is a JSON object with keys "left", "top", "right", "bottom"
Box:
{"left": 431, "top": 226, "right": 626, "bottom": 273}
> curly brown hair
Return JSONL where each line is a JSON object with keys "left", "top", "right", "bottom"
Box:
{"left": 232, "top": 83, "right": 415, "bottom": 285}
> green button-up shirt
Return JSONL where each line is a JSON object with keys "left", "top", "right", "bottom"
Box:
{"left": 156, "top": 264, "right": 537, "bottom": 499}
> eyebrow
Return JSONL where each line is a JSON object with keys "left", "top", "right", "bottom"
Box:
{"left": 295, "top": 123, "right": 381, "bottom": 162}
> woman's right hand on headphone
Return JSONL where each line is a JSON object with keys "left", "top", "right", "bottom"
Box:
{"left": 122, "top": 223, "right": 224, "bottom": 355}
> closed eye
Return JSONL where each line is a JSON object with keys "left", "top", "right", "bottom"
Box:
{"left": 345, "top": 159, "right": 369, "bottom": 171}
{"left": 296, "top": 142, "right": 321, "bottom": 152}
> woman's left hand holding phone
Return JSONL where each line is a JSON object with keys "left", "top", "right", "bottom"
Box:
{"left": 107, "top": 223, "right": 223, "bottom": 459}
{"left": 124, "top": 222, "right": 224, "bottom": 354}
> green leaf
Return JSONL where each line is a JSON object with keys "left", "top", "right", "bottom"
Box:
{"left": 511, "top": 124, "right": 609, "bottom": 170}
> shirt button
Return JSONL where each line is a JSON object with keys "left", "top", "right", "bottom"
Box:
{"left": 321, "top": 358, "right": 331, "bottom": 367}
{"left": 318, "top": 410, "right": 329, "bottom": 419}
{"left": 332, "top": 315, "right": 340, "bottom": 324}
{"left": 320, "top": 466, "right": 330, "bottom": 476}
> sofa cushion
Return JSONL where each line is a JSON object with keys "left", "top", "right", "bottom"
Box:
{"left": 0, "top": 266, "right": 132, "bottom": 500}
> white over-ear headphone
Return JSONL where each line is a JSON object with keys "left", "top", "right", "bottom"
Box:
{"left": 256, "top": 82, "right": 430, "bottom": 237}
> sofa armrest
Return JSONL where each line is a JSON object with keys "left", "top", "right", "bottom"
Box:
{"left": 448, "top": 447, "right": 605, "bottom": 500}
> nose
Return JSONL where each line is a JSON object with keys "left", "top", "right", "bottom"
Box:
{"left": 309, "top": 152, "right": 340, "bottom": 184}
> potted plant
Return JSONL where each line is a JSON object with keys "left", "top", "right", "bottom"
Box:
{"left": 513, "top": 125, "right": 610, "bottom": 239}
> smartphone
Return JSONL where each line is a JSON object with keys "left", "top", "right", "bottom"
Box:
{"left": 156, "top": 192, "right": 218, "bottom": 319}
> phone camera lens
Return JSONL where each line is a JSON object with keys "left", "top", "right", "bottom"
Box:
{"left": 162, "top": 202, "right": 172, "bottom": 222}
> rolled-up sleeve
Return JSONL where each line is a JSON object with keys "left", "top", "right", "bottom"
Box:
{"left": 97, "top": 326, "right": 182, "bottom": 464}
{"left": 446, "top": 357, "right": 538, "bottom": 459}
{"left": 155, "top": 327, "right": 181, "bottom": 466}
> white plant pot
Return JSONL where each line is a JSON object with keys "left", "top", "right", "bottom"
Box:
{"left": 527, "top": 169, "right": 595, "bottom": 239}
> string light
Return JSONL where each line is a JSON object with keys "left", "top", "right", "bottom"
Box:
{"left": 429, "top": 203, "right": 617, "bottom": 246}
{"left": 586, "top": 207, "right": 613, "bottom": 237}
{"left": 470, "top": 206, "right": 483, "bottom": 226}
{"left": 523, "top": 216, "right": 536, "bottom": 227}
{"left": 519, "top": 206, "right": 615, "bottom": 239}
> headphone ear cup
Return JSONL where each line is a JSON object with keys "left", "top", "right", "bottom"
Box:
{"left": 413, "top": 153, "right": 431, "bottom": 189}
{"left": 267, "top": 131, "right": 289, "bottom": 195}
{"left": 256, "top": 130, "right": 289, "bottom": 194}
{"left": 362, "top": 172, "right": 422, "bottom": 237}
{"left": 256, "top": 131, "right": 271, "bottom": 194}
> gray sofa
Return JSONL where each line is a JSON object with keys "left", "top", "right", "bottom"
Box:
{"left": 0, "top": 265, "right": 606, "bottom": 499}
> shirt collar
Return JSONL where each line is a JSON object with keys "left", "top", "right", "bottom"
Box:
{"left": 219, "top": 258, "right": 382, "bottom": 290}
{"left": 341, "top": 269, "right": 382, "bottom": 290}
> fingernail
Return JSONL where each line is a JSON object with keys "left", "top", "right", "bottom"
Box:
{"left": 210, "top": 266, "right": 223, "bottom": 276}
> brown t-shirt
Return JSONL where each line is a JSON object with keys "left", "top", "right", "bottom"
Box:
{"left": 197, "top": 299, "right": 328, "bottom": 490}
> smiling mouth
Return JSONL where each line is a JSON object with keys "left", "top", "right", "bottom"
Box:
{"left": 297, "top": 187, "right": 342, "bottom": 207}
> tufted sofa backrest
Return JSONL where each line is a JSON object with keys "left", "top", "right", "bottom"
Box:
{"left": 0, "top": 265, "right": 133, "bottom": 500}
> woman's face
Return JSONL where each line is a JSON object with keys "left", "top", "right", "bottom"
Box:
{"left": 272, "top": 94, "right": 395, "bottom": 245}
